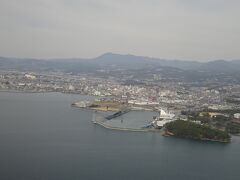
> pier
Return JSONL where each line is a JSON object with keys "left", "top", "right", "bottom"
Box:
{"left": 105, "top": 108, "right": 130, "bottom": 120}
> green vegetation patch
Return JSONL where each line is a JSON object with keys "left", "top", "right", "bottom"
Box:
{"left": 227, "top": 122, "right": 240, "bottom": 134}
{"left": 165, "top": 120, "right": 230, "bottom": 142}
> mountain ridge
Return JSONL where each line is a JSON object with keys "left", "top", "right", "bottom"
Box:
{"left": 0, "top": 53, "right": 240, "bottom": 73}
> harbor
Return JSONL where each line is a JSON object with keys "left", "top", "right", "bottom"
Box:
{"left": 91, "top": 107, "right": 177, "bottom": 132}
{"left": 92, "top": 110, "right": 160, "bottom": 132}
{"left": 72, "top": 99, "right": 180, "bottom": 132}
{"left": 72, "top": 99, "right": 233, "bottom": 143}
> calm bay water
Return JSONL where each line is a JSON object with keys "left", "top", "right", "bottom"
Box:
{"left": 0, "top": 92, "right": 240, "bottom": 180}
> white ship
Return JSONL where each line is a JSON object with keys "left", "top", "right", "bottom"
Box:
{"left": 152, "top": 109, "right": 175, "bottom": 129}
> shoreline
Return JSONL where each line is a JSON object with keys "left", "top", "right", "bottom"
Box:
{"left": 93, "top": 119, "right": 160, "bottom": 133}
{"left": 0, "top": 89, "right": 92, "bottom": 96}
{"left": 94, "top": 120, "right": 230, "bottom": 143}
{"left": 0, "top": 90, "right": 236, "bottom": 142}
{"left": 0, "top": 89, "right": 48, "bottom": 94}
{"left": 163, "top": 130, "right": 231, "bottom": 143}
{"left": 0, "top": 89, "right": 71, "bottom": 95}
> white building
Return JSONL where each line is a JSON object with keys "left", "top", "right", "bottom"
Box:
{"left": 24, "top": 74, "right": 36, "bottom": 80}
{"left": 152, "top": 109, "right": 175, "bottom": 128}
{"left": 234, "top": 113, "right": 240, "bottom": 119}
{"left": 68, "top": 85, "right": 75, "bottom": 91}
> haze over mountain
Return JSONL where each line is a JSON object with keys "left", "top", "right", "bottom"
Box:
{"left": 1, "top": 53, "right": 240, "bottom": 73}
{"left": 1, "top": 1, "right": 240, "bottom": 60}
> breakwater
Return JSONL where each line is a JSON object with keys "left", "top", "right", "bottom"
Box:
{"left": 93, "top": 112, "right": 159, "bottom": 133}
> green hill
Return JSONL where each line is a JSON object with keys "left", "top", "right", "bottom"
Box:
{"left": 165, "top": 120, "right": 230, "bottom": 143}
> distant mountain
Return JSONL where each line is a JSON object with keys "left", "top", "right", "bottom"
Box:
{"left": 0, "top": 53, "right": 240, "bottom": 73}
{"left": 93, "top": 53, "right": 202, "bottom": 70}
{"left": 88, "top": 53, "right": 240, "bottom": 72}
{"left": 198, "top": 59, "right": 240, "bottom": 73}
{"left": 0, "top": 56, "right": 98, "bottom": 72}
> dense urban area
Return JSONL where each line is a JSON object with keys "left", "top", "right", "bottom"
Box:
{"left": 1, "top": 54, "right": 240, "bottom": 141}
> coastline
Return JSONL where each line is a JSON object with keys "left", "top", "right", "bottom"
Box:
{"left": 0, "top": 89, "right": 47, "bottom": 94}
{"left": 94, "top": 120, "right": 230, "bottom": 143}
{"left": 163, "top": 130, "right": 231, "bottom": 143}
{"left": 0, "top": 90, "right": 233, "bottom": 143}
{"left": 93, "top": 119, "right": 160, "bottom": 133}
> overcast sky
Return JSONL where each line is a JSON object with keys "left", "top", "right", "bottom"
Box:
{"left": 0, "top": 0, "right": 239, "bottom": 61}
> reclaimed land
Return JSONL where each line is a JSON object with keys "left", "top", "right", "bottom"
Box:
{"left": 89, "top": 101, "right": 124, "bottom": 112}
{"left": 164, "top": 120, "right": 231, "bottom": 143}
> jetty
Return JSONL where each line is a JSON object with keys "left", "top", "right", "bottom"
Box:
{"left": 105, "top": 108, "right": 130, "bottom": 120}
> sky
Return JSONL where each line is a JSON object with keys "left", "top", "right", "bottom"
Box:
{"left": 0, "top": 0, "right": 240, "bottom": 61}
